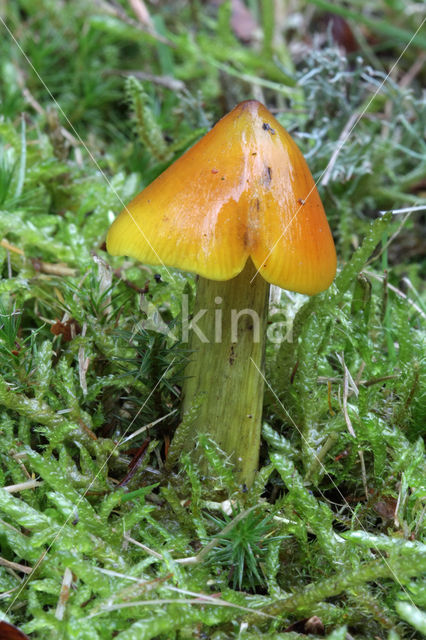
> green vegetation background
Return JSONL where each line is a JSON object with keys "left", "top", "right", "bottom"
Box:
{"left": 0, "top": 1, "right": 425, "bottom": 638}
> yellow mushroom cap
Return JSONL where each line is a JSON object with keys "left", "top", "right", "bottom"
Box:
{"left": 107, "top": 100, "right": 336, "bottom": 295}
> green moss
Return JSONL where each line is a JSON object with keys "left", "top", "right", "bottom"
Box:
{"left": 0, "top": 1, "right": 424, "bottom": 637}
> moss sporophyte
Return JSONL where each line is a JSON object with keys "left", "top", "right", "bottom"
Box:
{"left": 107, "top": 100, "right": 336, "bottom": 486}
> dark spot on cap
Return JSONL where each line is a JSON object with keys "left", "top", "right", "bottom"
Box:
{"left": 298, "top": 198, "right": 306, "bottom": 205}
{"left": 262, "top": 122, "right": 276, "bottom": 135}
{"left": 262, "top": 166, "right": 272, "bottom": 187}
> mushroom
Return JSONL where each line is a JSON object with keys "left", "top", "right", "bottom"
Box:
{"left": 107, "top": 100, "right": 336, "bottom": 486}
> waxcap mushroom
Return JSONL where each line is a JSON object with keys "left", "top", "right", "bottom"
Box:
{"left": 107, "top": 100, "right": 336, "bottom": 295}
{"left": 107, "top": 100, "right": 338, "bottom": 485}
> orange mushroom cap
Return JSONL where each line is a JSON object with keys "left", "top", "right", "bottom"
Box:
{"left": 107, "top": 100, "right": 336, "bottom": 295}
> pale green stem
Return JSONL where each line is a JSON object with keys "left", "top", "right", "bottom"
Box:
{"left": 180, "top": 259, "right": 269, "bottom": 486}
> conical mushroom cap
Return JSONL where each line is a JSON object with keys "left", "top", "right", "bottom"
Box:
{"left": 107, "top": 100, "right": 336, "bottom": 295}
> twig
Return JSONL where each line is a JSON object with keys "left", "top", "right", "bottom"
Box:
{"left": 123, "top": 534, "right": 163, "bottom": 559}
{"left": 0, "top": 557, "right": 32, "bottom": 575}
{"left": 355, "top": 361, "right": 366, "bottom": 388}
{"left": 337, "top": 354, "right": 356, "bottom": 438}
{"left": 31, "top": 259, "right": 77, "bottom": 277}
{"left": 120, "top": 409, "right": 177, "bottom": 445}
{"left": 10, "top": 453, "right": 32, "bottom": 479}
{"left": 55, "top": 567, "right": 73, "bottom": 620}
{"left": 358, "top": 450, "right": 369, "bottom": 501}
{"left": 128, "top": 0, "right": 153, "bottom": 28}
{"left": 0, "top": 240, "right": 24, "bottom": 255}
{"left": 78, "top": 323, "right": 90, "bottom": 396}
{"left": 379, "top": 205, "right": 426, "bottom": 216}
{"left": 361, "top": 374, "right": 398, "bottom": 387}
{"left": 0, "top": 242, "right": 77, "bottom": 276}
{"left": 3, "top": 479, "right": 41, "bottom": 493}
{"left": 19, "top": 84, "right": 44, "bottom": 115}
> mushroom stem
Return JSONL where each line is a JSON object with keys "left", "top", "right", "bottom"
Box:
{"left": 181, "top": 259, "right": 269, "bottom": 486}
